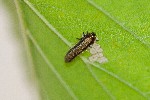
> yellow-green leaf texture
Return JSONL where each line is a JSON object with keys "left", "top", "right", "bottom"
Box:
{"left": 15, "top": 0, "right": 150, "bottom": 99}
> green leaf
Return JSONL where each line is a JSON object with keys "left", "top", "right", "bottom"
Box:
{"left": 15, "top": 0, "right": 150, "bottom": 99}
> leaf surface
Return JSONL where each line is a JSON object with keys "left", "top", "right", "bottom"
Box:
{"left": 17, "top": 0, "right": 150, "bottom": 99}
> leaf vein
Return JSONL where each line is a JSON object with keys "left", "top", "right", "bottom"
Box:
{"left": 81, "top": 57, "right": 116, "bottom": 100}
{"left": 87, "top": 0, "right": 150, "bottom": 48}
{"left": 89, "top": 61, "right": 148, "bottom": 98}
{"left": 27, "top": 31, "right": 78, "bottom": 100}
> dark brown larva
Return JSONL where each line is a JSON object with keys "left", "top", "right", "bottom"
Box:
{"left": 65, "top": 32, "right": 97, "bottom": 62}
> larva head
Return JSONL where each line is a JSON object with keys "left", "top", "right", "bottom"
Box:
{"left": 85, "top": 32, "right": 97, "bottom": 42}
{"left": 91, "top": 32, "right": 96, "bottom": 37}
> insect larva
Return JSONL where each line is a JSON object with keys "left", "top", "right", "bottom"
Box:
{"left": 65, "top": 32, "right": 97, "bottom": 62}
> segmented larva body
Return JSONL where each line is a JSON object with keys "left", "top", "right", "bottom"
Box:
{"left": 65, "top": 32, "right": 96, "bottom": 62}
